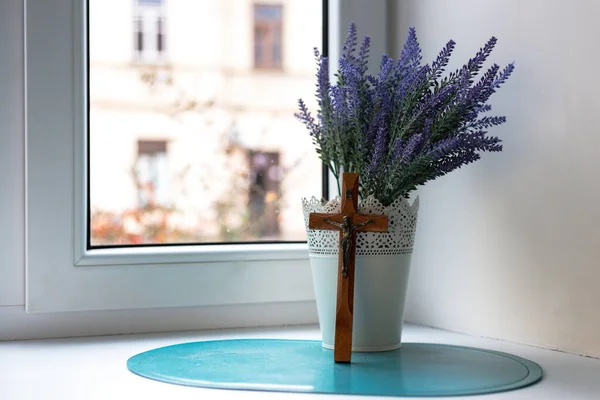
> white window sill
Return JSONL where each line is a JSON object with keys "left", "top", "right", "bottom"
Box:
{"left": 1, "top": 324, "right": 599, "bottom": 400}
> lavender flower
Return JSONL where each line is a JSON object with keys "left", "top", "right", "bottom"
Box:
{"left": 358, "top": 36, "right": 371, "bottom": 75}
{"left": 493, "top": 63, "right": 515, "bottom": 87}
{"left": 467, "top": 37, "right": 498, "bottom": 77}
{"left": 313, "top": 48, "right": 331, "bottom": 122}
{"left": 395, "top": 27, "right": 422, "bottom": 81}
{"left": 427, "top": 136, "right": 461, "bottom": 161}
{"left": 398, "top": 120, "right": 432, "bottom": 164}
{"left": 342, "top": 23, "right": 358, "bottom": 65}
{"left": 432, "top": 149, "right": 481, "bottom": 180}
{"left": 466, "top": 115, "right": 506, "bottom": 130}
{"left": 393, "top": 137, "right": 404, "bottom": 159}
{"left": 296, "top": 24, "right": 515, "bottom": 205}
{"left": 431, "top": 40, "right": 456, "bottom": 79}
{"left": 369, "top": 126, "right": 389, "bottom": 174}
{"left": 364, "top": 55, "right": 394, "bottom": 146}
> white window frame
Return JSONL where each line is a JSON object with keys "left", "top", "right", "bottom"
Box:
{"left": 25, "top": 0, "right": 388, "bottom": 317}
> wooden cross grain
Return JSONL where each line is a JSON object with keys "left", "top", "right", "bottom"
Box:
{"left": 308, "top": 173, "right": 388, "bottom": 363}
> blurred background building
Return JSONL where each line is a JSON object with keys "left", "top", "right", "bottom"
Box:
{"left": 89, "top": 0, "right": 323, "bottom": 245}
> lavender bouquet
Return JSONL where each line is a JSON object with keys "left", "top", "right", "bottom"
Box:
{"left": 296, "top": 24, "right": 514, "bottom": 206}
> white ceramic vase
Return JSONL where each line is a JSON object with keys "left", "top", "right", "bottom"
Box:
{"left": 302, "top": 195, "right": 419, "bottom": 352}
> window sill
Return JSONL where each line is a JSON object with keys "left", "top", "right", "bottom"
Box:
{"left": 78, "top": 242, "right": 308, "bottom": 266}
{"left": 2, "top": 324, "right": 599, "bottom": 400}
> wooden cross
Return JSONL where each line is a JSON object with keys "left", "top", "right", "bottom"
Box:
{"left": 308, "top": 172, "right": 388, "bottom": 363}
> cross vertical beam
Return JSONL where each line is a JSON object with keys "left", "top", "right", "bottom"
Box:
{"left": 308, "top": 173, "right": 388, "bottom": 363}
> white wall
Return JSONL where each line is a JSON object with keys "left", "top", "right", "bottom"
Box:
{"left": 395, "top": 0, "right": 600, "bottom": 357}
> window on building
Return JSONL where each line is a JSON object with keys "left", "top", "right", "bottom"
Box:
{"left": 254, "top": 4, "right": 283, "bottom": 69}
{"left": 136, "top": 140, "right": 169, "bottom": 208}
{"left": 248, "top": 151, "right": 281, "bottom": 238}
{"left": 134, "top": 18, "right": 144, "bottom": 54}
{"left": 157, "top": 17, "right": 165, "bottom": 53}
{"left": 133, "top": 0, "right": 166, "bottom": 63}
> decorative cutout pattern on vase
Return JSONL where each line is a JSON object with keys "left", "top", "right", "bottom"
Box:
{"left": 302, "top": 195, "right": 419, "bottom": 256}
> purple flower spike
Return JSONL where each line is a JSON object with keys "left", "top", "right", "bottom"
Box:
{"left": 295, "top": 99, "right": 321, "bottom": 139}
{"left": 316, "top": 55, "right": 330, "bottom": 105}
{"left": 400, "top": 120, "right": 432, "bottom": 163}
{"left": 431, "top": 40, "right": 456, "bottom": 79}
{"left": 399, "top": 27, "right": 422, "bottom": 72}
{"left": 467, "top": 37, "right": 497, "bottom": 76}
{"left": 296, "top": 24, "right": 514, "bottom": 205}
{"left": 342, "top": 23, "right": 358, "bottom": 63}
{"left": 358, "top": 36, "right": 371, "bottom": 75}
{"left": 370, "top": 126, "right": 389, "bottom": 170}
{"left": 493, "top": 63, "right": 515, "bottom": 87}
{"left": 427, "top": 136, "right": 461, "bottom": 161}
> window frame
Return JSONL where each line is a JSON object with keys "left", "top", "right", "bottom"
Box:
{"left": 25, "top": 0, "right": 389, "bottom": 315}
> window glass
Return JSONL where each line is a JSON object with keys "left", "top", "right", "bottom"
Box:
{"left": 89, "top": 0, "right": 323, "bottom": 246}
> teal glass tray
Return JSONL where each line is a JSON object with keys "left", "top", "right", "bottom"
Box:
{"left": 127, "top": 339, "right": 543, "bottom": 397}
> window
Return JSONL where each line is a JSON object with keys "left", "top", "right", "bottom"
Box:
{"left": 136, "top": 140, "right": 169, "bottom": 208}
{"left": 123, "top": 140, "right": 170, "bottom": 245}
{"left": 133, "top": 0, "right": 166, "bottom": 63}
{"left": 90, "top": 0, "right": 320, "bottom": 246}
{"left": 248, "top": 150, "right": 281, "bottom": 238}
{"left": 134, "top": 17, "right": 144, "bottom": 54}
{"left": 254, "top": 4, "right": 283, "bottom": 69}
{"left": 157, "top": 17, "right": 165, "bottom": 53}
{"left": 25, "top": 0, "right": 388, "bottom": 316}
